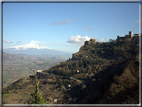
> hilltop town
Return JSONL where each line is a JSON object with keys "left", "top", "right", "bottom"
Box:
{"left": 116, "top": 31, "right": 140, "bottom": 42}
{"left": 72, "top": 31, "right": 139, "bottom": 61}
{"left": 84, "top": 31, "right": 140, "bottom": 45}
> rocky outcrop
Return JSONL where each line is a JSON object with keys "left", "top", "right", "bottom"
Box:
{"left": 84, "top": 39, "right": 97, "bottom": 45}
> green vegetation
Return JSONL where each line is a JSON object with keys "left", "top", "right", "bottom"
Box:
{"left": 30, "top": 89, "right": 47, "bottom": 104}
{"left": 29, "top": 69, "right": 47, "bottom": 104}
{"left": 3, "top": 93, "right": 13, "bottom": 99}
{"left": 2, "top": 35, "right": 139, "bottom": 104}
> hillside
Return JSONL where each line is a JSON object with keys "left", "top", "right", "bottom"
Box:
{"left": 2, "top": 32, "right": 140, "bottom": 104}
{"left": 3, "top": 52, "right": 68, "bottom": 87}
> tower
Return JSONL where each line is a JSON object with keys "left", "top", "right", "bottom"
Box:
{"left": 117, "top": 36, "right": 119, "bottom": 39}
{"left": 129, "top": 31, "right": 133, "bottom": 38}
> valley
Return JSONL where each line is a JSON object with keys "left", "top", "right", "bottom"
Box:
{"left": 2, "top": 33, "right": 140, "bottom": 104}
{"left": 3, "top": 52, "right": 70, "bottom": 87}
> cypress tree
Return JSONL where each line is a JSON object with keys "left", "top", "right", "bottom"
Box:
{"left": 29, "top": 69, "right": 47, "bottom": 104}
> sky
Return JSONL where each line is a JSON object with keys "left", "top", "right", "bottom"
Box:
{"left": 3, "top": 2, "right": 140, "bottom": 53}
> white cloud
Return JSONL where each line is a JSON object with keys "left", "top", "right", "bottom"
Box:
{"left": 4, "top": 41, "right": 13, "bottom": 43}
{"left": 30, "top": 40, "right": 45, "bottom": 44}
{"left": 85, "top": 27, "right": 92, "bottom": 31}
{"left": 99, "top": 38, "right": 106, "bottom": 42}
{"left": 67, "top": 35, "right": 90, "bottom": 45}
{"left": 51, "top": 18, "right": 73, "bottom": 25}
{"left": 30, "top": 40, "right": 37, "bottom": 44}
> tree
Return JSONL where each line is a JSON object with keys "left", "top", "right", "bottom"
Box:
{"left": 98, "top": 67, "right": 102, "bottom": 72}
{"left": 109, "top": 39, "right": 113, "bottom": 42}
{"left": 58, "top": 80, "right": 63, "bottom": 88}
{"left": 60, "top": 62, "right": 65, "bottom": 67}
{"left": 11, "top": 69, "right": 47, "bottom": 104}
{"left": 88, "top": 65, "right": 92, "bottom": 73}
{"left": 29, "top": 69, "right": 47, "bottom": 104}
{"left": 79, "top": 60, "right": 83, "bottom": 67}
{"left": 65, "top": 66, "right": 69, "bottom": 70}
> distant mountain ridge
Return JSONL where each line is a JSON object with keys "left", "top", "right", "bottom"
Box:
{"left": 3, "top": 42, "right": 72, "bottom": 56}
{"left": 3, "top": 48, "right": 71, "bottom": 56}
{"left": 3, "top": 51, "right": 71, "bottom": 67}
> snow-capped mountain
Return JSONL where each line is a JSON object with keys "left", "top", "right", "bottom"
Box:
{"left": 3, "top": 41, "right": 72, "bottom": 57}
{"left": 8, "top": 41, "right": 52, "bottom": 50}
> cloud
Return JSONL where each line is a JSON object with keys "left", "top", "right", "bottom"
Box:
{"left": 51, "top": 18, "right": 73, "bottom": 25}
{"left": 85, "top": 27, "right": 92, "bottom": 31}
{"left": 99, "top": 38, "right": 106, "bottom": 42}
{"left": 16, "top": 41, "right": 21, "bottom": 44}
{"left": 67, "top": 35, "right": 90, "bottom": 45}
{"left": 30, "top": 40, "right": 44, "bottom": 45}
{"left": 31, "top": 40, "right": 36, "bottom": 44}
{"left": 3, "top": 41, "right": 13, "bottom": 43}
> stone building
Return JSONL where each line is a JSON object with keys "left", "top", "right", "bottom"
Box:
{"left": 129, "top": 31, "right": 133, "bottom": 38}
{"left": 36, "top": 70, "right": 48, "bottom": 76}
{"left": 54, "top": 99, "right": 57, "bottom": 103}
{"left": 77, "top": 70, "right": 80, "bottom": 73}
{"left": 132, "top": 34, "right": 140, "bottom": 41}
{"left": 84, "top": 38, "right": 97, "bottom": 45}
{"left": 116, "top": 36, "right": 126, "bottom": 41}
{"left": 90, "top": 38, "right": 96, "bottom": 42}
{"left": 84, "top": 41, "right": 91, "bottom": 45}
{"left": 37, "top": 70, "right": 43, "bottom": 72}
{"left": 116, "top": 31, "right": 140, "bottom": 42}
